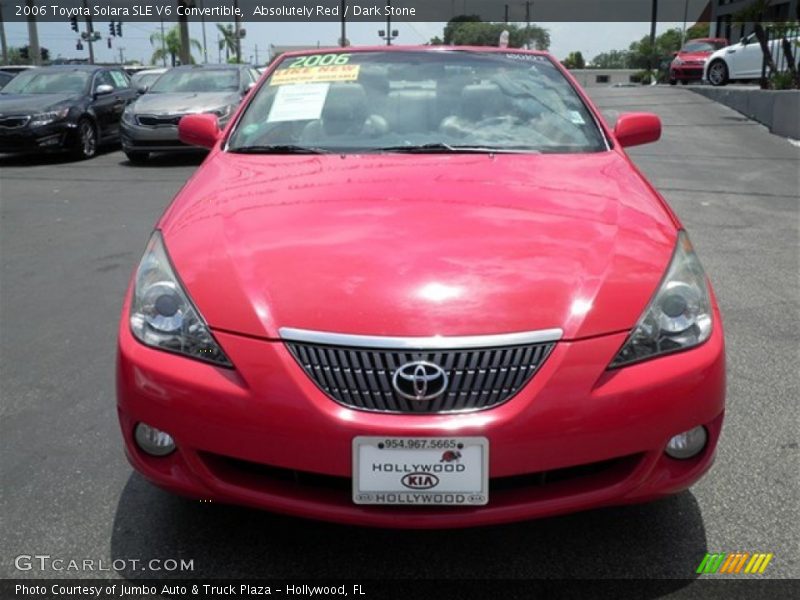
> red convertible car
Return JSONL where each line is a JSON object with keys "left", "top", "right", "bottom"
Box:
{"left": 117, "top": 47, "right": 725, "bottom": 528}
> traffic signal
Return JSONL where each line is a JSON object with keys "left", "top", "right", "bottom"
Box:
{"left": 76, "top": 41, "right": 84, "bottom": 51}
{"left": 20, "top": 47, "right": 29, "bottom": 60}
{"left": 116, "top": 22, "right": 122, "bottom": 37}
{"left": 107, "top": 37, "right": 112, "bottom": 49}
{"left": 69, "top": 16, "right": 78, "bottom": 32}
{"left": 109, "top": 21, "right": 116, "bottom": 37}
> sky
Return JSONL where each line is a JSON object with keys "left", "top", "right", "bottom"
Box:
{"left": 3, "top": 20, "right": 689, "bottom": 66}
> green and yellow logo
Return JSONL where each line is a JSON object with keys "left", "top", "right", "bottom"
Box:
{"left": 697, "top": 552, "right": 774, "bottom": 574}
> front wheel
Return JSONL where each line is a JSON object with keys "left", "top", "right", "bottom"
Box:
{"left": 73, "top": 118, "right": 98, "bottom": 160}
{"left": 669, "top": 77, "right": 677, "bottom": 85}
{"left": 707, "top": 60, "right": 729, "bottom": 86}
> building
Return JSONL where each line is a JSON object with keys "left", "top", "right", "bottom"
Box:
{"left": 710, "top": 0, "right": 798, "bottom": 41}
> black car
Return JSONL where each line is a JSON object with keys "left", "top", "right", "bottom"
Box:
{"left": 0, "top": 65, "right": 137, "bottom": 159}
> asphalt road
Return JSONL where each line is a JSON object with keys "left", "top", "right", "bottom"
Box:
{"left": 1, "top": 87, "right": 798, "bottom": 590}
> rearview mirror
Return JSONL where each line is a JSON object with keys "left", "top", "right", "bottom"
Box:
{"left": 95, "top": 84, "right": 114, "bottom": 96}
{"left": 614, "top": 112, "right": 661, "bottom": 148}
{"left": 178, "top": 113, "right": 220, "bottom": 149}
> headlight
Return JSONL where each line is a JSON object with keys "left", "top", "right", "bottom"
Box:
{"left": 122, "top": 106, "right": 136, "bottom": 125}
{"left": 130, "top": 231, "right": 232, "bottom": 367}
{"left": 672, "top": 58, "right": 683, "bottom": 66}
{"left": 609, "top": 231, "right": 712, "bottom": 368}
{"left": 29, "top": 107, "right": 70, "bottom": 127}
{"left": 207, "top": 105, "right": 233, "bottom": 120}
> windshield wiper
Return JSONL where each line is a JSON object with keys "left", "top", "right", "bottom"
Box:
{"left": 376, "top": 143, "right": 536, "bottom": 154}
{"left": 228, "top": 144, "right": 330, "bottom": 155}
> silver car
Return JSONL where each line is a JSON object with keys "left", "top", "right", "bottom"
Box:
{"left": 121, "top": 64, "right": 259, "bottom": 162}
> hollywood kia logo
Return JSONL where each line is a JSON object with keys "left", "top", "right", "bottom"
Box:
{"left": 401, "top": 472, "right": 440, "bottom": 490}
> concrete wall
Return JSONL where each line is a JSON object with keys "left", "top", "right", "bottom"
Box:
{"left": 690, "top": 86, "right": 800, "bottom": 139}
{"left": 568, "top": 69, "right": 640, "bottom": 88}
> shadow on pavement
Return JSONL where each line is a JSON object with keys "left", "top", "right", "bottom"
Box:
{"left": 0, "top": 147, "right": 118, "bottom": 166}
{"left": 111, "top": 472, "right": 706, "bottom": 586}
{"left": 117, "top": 152, "right": 207, "bottom": 168}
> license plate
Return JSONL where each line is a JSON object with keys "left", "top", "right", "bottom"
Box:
{"left": 352, "top": 437, "right": 489, "bottom": 506}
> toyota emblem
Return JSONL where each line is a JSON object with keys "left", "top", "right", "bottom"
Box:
{"left": 392, "top": 361, "right": 449, "bottom": 401}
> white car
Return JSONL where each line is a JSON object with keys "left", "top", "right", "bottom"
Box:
{"left": 705, "top": 32, "right": 799, "bottom": 86}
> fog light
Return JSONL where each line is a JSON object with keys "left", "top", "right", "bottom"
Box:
{"left": 665, "top": 426, "right": 707, "bottom": 459}
{"left": 134, "top": 422, "right": 176, "bottom": 456}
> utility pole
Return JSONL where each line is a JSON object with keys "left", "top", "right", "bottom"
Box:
{"left": 217, "top": 32, "right": 221, "bottom": 63}
{"left": 386, "top": 0, "right": 392, "bottom": 46}
{"left": 681, "top": 0, "right": 689, "bottom": 47}
{"left": 525, "top": 1, "right": 531, "bottom": 49}
{"left": 178, "top": 1, "right": 191, "bottom": 65}
{"left": 504, "top": 4, "right": 509, "bottom": 23}
{"left": 649, "top": 0, "right": 658, "bottom": 71}
{"left": 200, "top": 0, "right": 208, "bottom": 63}
{"left": 0, "top": 3, "right": 8, "bottom": 65}
{"left": 254, "top": 43, "right": 258, "bottom": 65}
{"left": 26, "top": 0, "right": 41, "bottom": 65}
{"left": 119, "top": 46, "right": 125, "bottom": 65}
{"left": 82, "top": 0, "right": 95, "bottom": 64}
{"left": 340, "top": 0, "right": 347, "bottom": 47}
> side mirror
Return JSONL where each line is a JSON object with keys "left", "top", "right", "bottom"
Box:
{"left": 178, "top": 113, "right": 220, "bottom": 149}
{"left": 95, "top": 84, "right": 114, "bottom": 96}
{"left": 136, "top": 84, "right": 149, "bottom": 95}
{"left": 614, "top": 112, "right": 661, "bottom": 148}
{"left": 243, "top": 81, "right": 256, "bottom": 96}
{"left": 672, "top": 51, "right": 679, "bottom": 57}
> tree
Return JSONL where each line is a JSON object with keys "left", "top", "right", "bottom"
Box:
{"left": 8, "top": 45, "right": 49, "bottom": 64}
{"left": 686, "top": 22, "right": 710, "bottom": 40}
{"left": 590, "top": 49, "right": 630, "bottom": 68}
{"left": 562, "top": 51, "right": 585, "bottom": 69}
{"left": 436, "top": 19, "right": 549, "bottom": 50}
{"left": 150, "top": 25, "right": 201, "bottom": 66}
{"left": 216, "top": 23, "right": 237, "bottom": 62}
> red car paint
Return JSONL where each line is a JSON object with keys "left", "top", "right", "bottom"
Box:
{"left": 669, "top": 38, "right": 728, "bottom": 83}
{"left": 117, "top": 47, "right": 725, "bottom": 528}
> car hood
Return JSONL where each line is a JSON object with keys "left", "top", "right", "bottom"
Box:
{"left": 132, "top": 91, "right": 238, "bottom": 114}
{"left": 159, "top": 152, "right": 678, "bottom": 340}
{"left": 0, "top": 93, "right": 79, "bottom": 114}
{"left": 675, "top": 51, "right": 713, "bottom": 62}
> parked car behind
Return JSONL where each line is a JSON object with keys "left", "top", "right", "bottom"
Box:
{"left": 669, "top": 38, "right": 728, "bottom": 85}
{"left": 0, "top": 65, "right": 137, "bottom": 159}
{"left": 120, "top": 64, "right": 259, "bottom": 163}
{"left": 130, "top": 68, "right": 167, "bottom": 92}
{"left": 704, "top": 31, "right": 800, "bottom": 86}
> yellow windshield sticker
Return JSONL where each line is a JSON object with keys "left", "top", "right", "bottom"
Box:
{"left": 270, "top": 64, "right": 361, "bottom": 86}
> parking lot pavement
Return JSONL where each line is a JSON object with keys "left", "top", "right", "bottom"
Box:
{"left": 1, "top": 87, "right": 798, "bottom": 586}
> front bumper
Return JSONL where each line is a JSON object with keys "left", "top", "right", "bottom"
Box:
{"left": 670, "top": 66, "right": 705, "bottom": 81}
{"left": 121, "top": 120, "right": 194, "bottom": 153}
{"left": 117, "top": 308, "right": 725, "bottom": 528}
{"left": 0, "top": 120, "right": 75, "bottom": 153}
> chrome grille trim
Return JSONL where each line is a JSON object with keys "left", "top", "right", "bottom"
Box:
{"left": 279, "top": 327, "right": 563, "bottom": 349}
{"left": 283, "top": 329, "right": 558, "bottom": 414}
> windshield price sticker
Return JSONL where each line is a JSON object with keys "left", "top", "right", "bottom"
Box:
{"left": 353, "top": 436, "right": 489, "bottom": 506}
{"left": 271, "top": 65, "right": 360, "bottom": 86}
{"left": 267, "top": 83, "right": 330, "bottom": 122}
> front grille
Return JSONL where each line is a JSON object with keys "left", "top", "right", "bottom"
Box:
{"left": 136, "top": 114, "right": 183, "bottom": 127}
{"left": 285, "top": 341, "right": 554, "bottom": 414}
{"left": 0, "top": 115, "right": 30, "bottom": 129}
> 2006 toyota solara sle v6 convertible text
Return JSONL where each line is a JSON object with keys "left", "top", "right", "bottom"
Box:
{"left": 117, "top": 47, "right": 725, "bottom": 528}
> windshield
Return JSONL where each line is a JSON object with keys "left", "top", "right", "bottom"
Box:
{"left": 682, "top": 41, "right": 726, "bottom": 52}
{"left": 227, "top": 51, "right": 606, "bottom": 154}
{"left": 149, "top": 69, "right": 239, "bottom": 93}
{"left": 1, "top": 70, "right": 90, "bottom": 95}
{"left": 131, "top": 72, "right": 163, "bottom": 89}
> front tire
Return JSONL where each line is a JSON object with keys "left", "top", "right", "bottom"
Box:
{"left": 707, "top": 60, "right": 729, "bottom": 86}
{"left": 73, "top": 118, "right": 98, "bottom": 160}
{"left": 124, "top": 150, "right": 150, "bottom": 164}
{"left": 669, "top": 77, "right": 677, "bottom": 86}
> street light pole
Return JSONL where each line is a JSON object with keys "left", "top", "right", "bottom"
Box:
{"left": 681, "top": 0, "right": 689, "bottom": 47}
{"left": 26, "top": 0, "right": 41, "bottom": 65}
{"left": 0, "top": 4, "right": 9, "bottom": 65}
{"left": 340, "top": 0, "right": 347, "bottom": 47}
{"left": 82, "top": 0, "right": 94, "bottom": 65}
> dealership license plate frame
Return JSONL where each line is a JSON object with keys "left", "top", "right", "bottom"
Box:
{"left": 352, "top": 436, "right": 489, "bottom": 506}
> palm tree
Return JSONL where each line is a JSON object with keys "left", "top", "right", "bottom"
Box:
{"left": 150, "top": 25, "right": 201, "bottom": 66}
{"left": 216, "top": 23, "right": 237, "bottom": 63}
